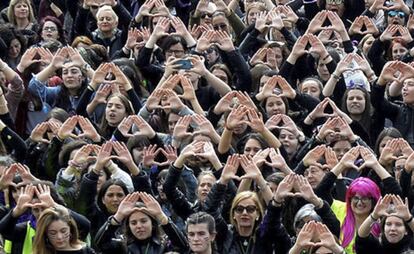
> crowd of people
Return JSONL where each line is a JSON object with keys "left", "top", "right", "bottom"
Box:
{"left": 0, "top": 0, "right": 414, "bottom": 253}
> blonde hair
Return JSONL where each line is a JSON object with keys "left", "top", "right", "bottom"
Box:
{"left": 33, "top": 207, "right": 82, "bottom": 254}
{"left": 230, "top": 191, "right": 264, "bottom": 226}
{"left": 7, "top": 0, "right": 35, "bottom": 25}
{"left": 96, "top": 5, "right": 119, "bottom": 22}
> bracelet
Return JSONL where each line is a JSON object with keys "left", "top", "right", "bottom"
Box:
{"left": 110, "top": 215, "right": 122, "bottom": 225}
{"left": 406, "top": 215, "right": 414, "bottom": 223}
{"left": 331, "top": 73, "right": 340, "bottom": 80}
{"left": 272, "top": 198, "right": 283, "bottom": 206}
{"left": 308, "top": 115, "right": 314, "bottom": 121}
{"left": 87, "top": 85, "right": 95, "bottom": 91}
{"left": 370, "top": 214, "right": 378, "bottom": 221}
{"left": 322, "top": 54, "right": 331, "bottom": 61}
{"left": 158, "top": 215, "right": 169, "bottom": 225}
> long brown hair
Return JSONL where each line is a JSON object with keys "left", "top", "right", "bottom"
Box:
{"left": 33, "top": 207, "right": 82, "bottom": 254}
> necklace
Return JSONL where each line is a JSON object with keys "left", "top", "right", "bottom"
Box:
{"left": 238, "top": 237, "right": 252, "bottom": 254}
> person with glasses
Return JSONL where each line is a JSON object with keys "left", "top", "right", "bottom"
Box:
{"left": 205, "top": 155, "right": 292, "bottom": 254}
{"left": 356, "top": 194, "right": 414, "bottom": 254}
{"left": 325, "top": 145, "right": 403, "bottom": 254}
{"left": 37, "top": 16, "right": 66, "bottom": 45}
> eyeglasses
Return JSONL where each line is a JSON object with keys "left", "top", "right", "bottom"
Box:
{"left": 326, "top": 0, "right": 344, "bottom": 5}
{"left": 43, "top": 27, "right": 57, "bottom": 32}
{"left": 351, "top": 196, "right": 371, "bottom": 204}
{"left": 201, "top": 12, "right": 213, "bottom": 19}
{"left": 213, "top": 23, "right": 227, "bottom": 31}
{"left": 234, "top": 205, "right": 257, "bottom": 214}
{"left": 166, "top": 49, "right": 185, "bottom": 56}
{"left": 388, "top": 11, "right": 405, "bottom": 18}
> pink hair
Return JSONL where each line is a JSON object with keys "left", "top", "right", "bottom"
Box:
{"left": 341, "top": 177, "right": 381, "bottom": 248}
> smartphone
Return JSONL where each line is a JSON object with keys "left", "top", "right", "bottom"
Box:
{"left": 176, "top": 59, "right": 193, "bottom": 70}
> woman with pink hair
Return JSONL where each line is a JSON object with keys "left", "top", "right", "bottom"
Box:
{"left": 319, "top": 146, "right": 402, "bottom": 253}
{"left": 341, "top": 177, "right": 381, "bottom": 253}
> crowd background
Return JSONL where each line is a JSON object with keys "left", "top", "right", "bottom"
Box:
{"left": 1, "top": 0, "right": 414, "bottom": 253}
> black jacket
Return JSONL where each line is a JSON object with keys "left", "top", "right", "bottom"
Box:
{"left": 205, "top": 182, "right": 292, "bottom": 254}
{"left": 94, "top": 217, "right": 188, "bottom": 254}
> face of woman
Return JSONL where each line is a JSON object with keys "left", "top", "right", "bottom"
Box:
{"left": 346, "top": 89, "right": 366, "bottom": 116}
{"left": 243, "top": 138, "right": 262, "bottom": 159}
{"left": 197, "top": 175, "right": 216, "bottom": 202}
{"left": 279, "top": 129, "right": 299, "bottom": 157}
{"left": 270, "top": 47, "right": 284, "bottom": 68}
{"left": 129, "top": 211, "right": 153, "bottom": 240}
{"left": 304, "top": 166, "right": 326, "bottom": 188}
{"left": 350, "top": 194, "right": 373, "bottom": 216}
{"left": 265, "top": 96, "right": 286, "bottom": 116}
{"left": 206, "top": 49, "right": 220, "bottom": 66}
{"left": 47, "top": 220, "right": 71, "bottom": 250}
{"left": 392, "top": 42, "right": 408, "bottom": 61}
{"left": 301, "top": 80, "right": 321, "bottom": 99}
{"left": 212, "top": 15, "right": 230, "bottom": 33}
{"left": 14, "top": 2, "right": 29, "bottom": 19}
{"left": 233, "top": 198, "right": 259, "bottom": 229}
{"left": 105, "top": 96, "right": 127, "bottom": 127}
{"left": 317, "top": 61, "right": 330, "bottom": 81}
{"left": 402, "top": 77, "right": 414, "bottom": 105}
{"left": 97, "top": 10, "right": 117, "bottom": 33}
{"left": 362, "top": 36, "right": 375, "bottom": 56}
{"left": 132, "top": 147, "right": 144, "bottom": 165}
{"left": 8, "top": 39, "right": 21, "bottom": 59}
{"left": 102, "top": 185, "right": 126, "bottom": 214}
{"left": 379, "top": 136, "right": 393, "bottom": 155}
{"left": 62, "top": 63, "right": 83, "bottom": 91}
{"left": 41, "top": 21, "right": 59, "bottom": 41}
{"left": 384, "top": 216, "right": 407, "bottom": 243}
{"left": 332, "top": 140, "right": 352, "bottom": 160}
{"left": 187, "top": 223, "right": 215, "bottom": 253}
{"left": 247, "top": 8, "right": 261, "bottom": 25}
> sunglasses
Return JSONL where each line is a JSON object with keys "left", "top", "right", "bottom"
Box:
{"left": 388, "top": 11, "right": 405, "bottom": 18}
{"left": 351, "top": 196, "right": 371, "bottom": 204}
{"left": 234, "top": 205, "right": 257, "bottom": 214}
{"left": 326, "top": 0, "right": 344, "bottom": 4}
{"left": 201, "top": 12, "right": 213, "bottom": 19}
{"left": 213, "top": 24, "right": 227, "bottom": 30}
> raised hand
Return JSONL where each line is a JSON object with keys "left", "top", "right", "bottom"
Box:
{"left": 30, "top": 122, "right": 51, "bottom": 144}
{"left": 274, "top": 173, "right": 296, "bottom": 203}
{"left": 78, "top": 116, "right": 101, "bottom": 142}
{"left": 246, "top": 108, "right": 265, "bottom": 133}
{"left": 139, "top": 192, "right": 167, "bottom": 222}
{"left": 145, "top": 89, "right": 164, "bottom": 111}
{"left": 192, "top": 114, "right": 219, "bottom": 140}
{"left": 13, "top": 184, "right": 35, "bottom": 217}
{"left": 131, "top": 115, "right": 156, "bottom": 138}
{"left": 225, "top": 105, "right": 249, "bottom": 131}
{"left": 303, "top": 145, "right": 326, "bottom": 168}
{"left": 34, "top": 184, "right": 56, "bottom": 209}
{"left": 58, "top": 116, "right": 78, "bottom": 140}
{"left": 95, "top": 142, "right": 114, "bottom": 172}
{"left": 219, "top": 154, "right": 240, "bottom": 184}
{"left": 114, "top": 192, "right": 140, "bottom": 222}
{"left": 173, "top": 115, "right": 193, "bottom": 140}
{"left": 214, "top": 91, "right": 237, "bottom": 114}
{"left": 71, "top": 144, "right": 97, "bottom": 166}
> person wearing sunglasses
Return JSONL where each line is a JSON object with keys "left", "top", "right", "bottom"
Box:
{"left": 205, "top": 157, "right": 292, "bottom": 254}
{"left": 387, "top": 10, "right": 406, "bottom": 25}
